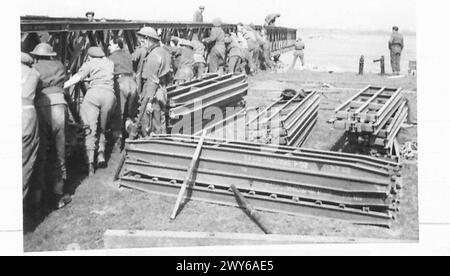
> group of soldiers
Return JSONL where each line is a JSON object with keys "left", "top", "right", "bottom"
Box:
{"left": 21, "top": 14, "right": 284, "bottom": 216}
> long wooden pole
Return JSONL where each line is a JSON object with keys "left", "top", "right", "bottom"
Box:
{"left": 230, "top": 184, "right": 272, "bottom": 234}
{"left": 170, "top": 131, "right": 207, "bottom": 220}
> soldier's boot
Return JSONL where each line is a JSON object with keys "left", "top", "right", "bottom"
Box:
{"left": 88, "top": 163, "right": 95, "bottom": 176}
{"left": 97, "top": 151, "right": 106, "bottom": 168}
{"left": 86, "top": 150, "right": 96, "bottom": 176}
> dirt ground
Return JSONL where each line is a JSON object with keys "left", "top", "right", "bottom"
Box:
{"left": 23, "top": 70, "right": 418, "bottom": 252}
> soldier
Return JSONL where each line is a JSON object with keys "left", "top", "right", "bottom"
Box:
{"left": 224, "top": 32, "right": 243, "bottom": 74}
{"left": 169, "top": 38, "right": 195, "bottom": 85}
{"left": 131, "top": 45, "right": 148, "bottom": 94}
{"left": 108, "top": 36, "right": 138, "bottom": 148}
{"left": 203, "top": 18, "right": 226, "bottom": 73}
{"left": 238, "top": 23, "right": 258, "bottom": 74}
{"left": 86, "top": 11, "right": 95, "bottom": 22}
{"left": 264, "top": 13, "right": 280, "bottom": 26}
{"left": 290, "top": 38, "right": 305, "bottom": 70}
{"left": 193, "top": 5, "right": 205, "bottom": 23}
{"left": 191, "top": 33, "right": 206, "bottom": 78}
{"left": 30, "top": 43, "right": 72, "bottom": 209}
{"left": 260, "top": 29, "right": 275, "bottom": 70}
{"left": 388, "top": 26, "right": 404, "bottom": 75}
{"left": 135, "top": 26, "right": 172, "bottom": 135}
{"left": 64, "top": 46, "right": 116, "bottom": 175}
{"left": 21, "top": 53, "right": 40, "bottom": 202}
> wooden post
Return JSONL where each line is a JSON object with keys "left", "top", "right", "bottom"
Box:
{"left": 170, "top": 130, "right": 207, "bottom": 220}
{"left": 230, "top": 184, "right": 272, "bottom": 234}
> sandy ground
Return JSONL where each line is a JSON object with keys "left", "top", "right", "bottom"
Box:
{"left": 23, "top": 70, "right": 418, "bottom": 252}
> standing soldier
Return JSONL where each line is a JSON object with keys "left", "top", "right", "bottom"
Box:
{"left": 108, "top": 36, "right": 138, "bottom": 148}
{"left": 260, "top": 29, "right": 275, "bottom": 70}
{"left": 30, "top": 43, "right": 72, "bottom": 209}
{"left": 193, "top": 5, "right": 205, "bottom": 23}
{"left": 191, "top": 33, "right": 206, "bottom": 78}
{"left": 64, "top": 46, "right": 116, "bottom": 176}
{"left": 224, "top": 32, "right": 243, "bottom": 74}
{"left": 388, "top": 26, "right": 404, "bottom": 75}
{"left": 290, "top": 38, "right": 306, "bottom": 70}
{"left": 203, "top": 18, "right": 226, "bottom": 73}
{"left": 135, "top": 26, "right": 172, "bottom": 136}
{"left": 21, "top": 53, "right": 40, "bottom": 202}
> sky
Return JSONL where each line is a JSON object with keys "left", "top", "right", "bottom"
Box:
{"left": 17, "top": 0, "right": 416, "bottom": 32}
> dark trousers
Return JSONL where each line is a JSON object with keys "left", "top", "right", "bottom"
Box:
{"left": 22, "top": 107, "right": 39, "bottom": 199}
{"left": 112, "top": 76, "right": 138, "bottom": 139}
{"left": 36, "top": 104, "right": 67, "bottom": 195}
{"left": 390, "top": 50, "right": 401, "bottom": 74}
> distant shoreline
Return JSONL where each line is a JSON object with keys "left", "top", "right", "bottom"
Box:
{"left": 298, "top": 28, "right": 416, "bottom": 36}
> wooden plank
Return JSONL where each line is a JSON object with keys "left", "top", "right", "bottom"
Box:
{"left": 170, "top": 131, "right": 207, "bottom": 219}
{"left": 103, "top": 230, "right": 416, "bottom": 249}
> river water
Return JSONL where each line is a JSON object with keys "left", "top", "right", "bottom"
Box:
{"left": 280, "top": 29, "right": 417, "bottom": 74}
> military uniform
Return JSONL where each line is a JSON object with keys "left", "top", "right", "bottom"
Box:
{"left": 193, "top": 10, "right": 203, "bottom": 23}
{"left": 77, "top": 57, "right": 116, "bottom": 164}
{"left": 172, "top": 44, "right": 195, "bottom": 84}
{"left": 291, "top": 40, "right": 305, "bottom": 69}
{"left": 389, "top": 31, "right": 404, "bottom": 74}
{"left": 33, "top": 59, "right": 68, "bottom": 197}
{"left": 203, "top": 26, "right": 226, "bottom": 73}
{"left": 132, "top": 46, "right": 148, "bottom": 93}
{"left": 21, "top": 61, "right": 40, "bottom": 199}
{"left": 240, "top": 27, "right": 258, "bottom": 73}
{"left": 191, "top": 37, "right": 206, "bottom": 78}
{"left": 261, "top": 33, "right": 274, "bottom": 70}
{"left": 139, "top": 44, "right": 172, "bottom": 135}
{"left": 109, "top": 49, "right": 138, "bottom": 139}
{"left": 225, "top": 34, "right": 243, "bottom": 73}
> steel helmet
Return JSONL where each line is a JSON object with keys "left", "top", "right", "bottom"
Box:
{"left": 199, "top": 5, "right": 205, "bottom": 10}
{"left": 87, "top": 46, "right": 105, "bottom": 58}
{"left": 213, "top": 18, "right": 222, "bottom": 27}
{"left": 137, "top": 26, "right": 160, "bottom": 41}
{"left": 30, "top": 43, "right": 57, "bottom": 57}
{"left": 85, "top": 11, "right": 95, "bottom": 17}
{"left": 179, "top": 39, "right": 193, "bottom": 49}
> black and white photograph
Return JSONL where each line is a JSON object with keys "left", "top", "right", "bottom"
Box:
{"left": 2, "top": 0, "right": 449, "bottom": 256}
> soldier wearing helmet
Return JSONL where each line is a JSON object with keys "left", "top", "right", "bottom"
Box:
{"left": 202, "top": 18, "right": 226, "bottom": 73}
{"left": 30, "top": 43, "right": 72, "bottom": 209}
{"left": 85, "top": 11, "right": 95, "bottom": 22}
{"left": 64, "top": 46, "right": 116, "bottom": 176}
{"left": 168, "top": 37, "right": 195, "bottom": 85}
{"left": 193, "top": 5, "right": 205, "bottom": 23}
{"left": 135, "top": 26, "right": 172, "bottom": 136}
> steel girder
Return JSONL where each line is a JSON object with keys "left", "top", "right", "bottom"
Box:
{"left": 117, "top": 135, "right": 402, "bottom": 227}
{"left": 333, "top": 86, "right": 408, "bottom": 156}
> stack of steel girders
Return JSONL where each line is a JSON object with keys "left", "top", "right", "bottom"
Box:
{"left": 117, "top": 134, "right": 403, "bottom": 227}
{"left": 198, "top": 91, "right": 319, "bottom": 147}
{"left": 247, "top": 91, "right": 320, "bottom": 146}
{"left": 333, "top": 86, "right": 408, "bottom": 154}
{"left": 168, "top": 74, "right": 248, "bottom": 135}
